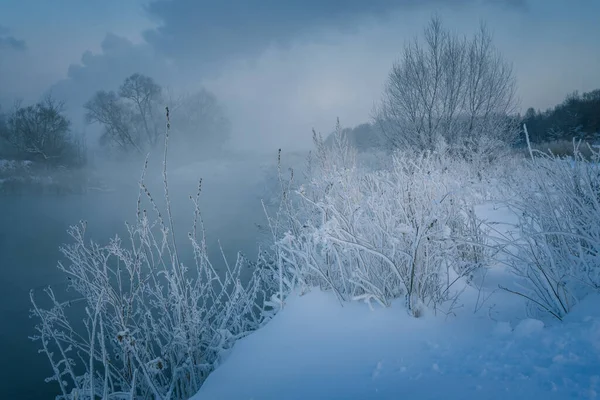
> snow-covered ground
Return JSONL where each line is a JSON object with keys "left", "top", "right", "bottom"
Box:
{"left": 194, "top": 290, "right": 600, "bottom": 400}
{"left": 193, "top": 202, "right": 600, "bottom": 400}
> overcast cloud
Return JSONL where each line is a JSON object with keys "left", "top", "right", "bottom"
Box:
{"left": 1, "top": 0, "right": 599, "bottom": 151}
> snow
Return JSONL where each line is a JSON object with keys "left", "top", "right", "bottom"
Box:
{"left": 513, "top": 319, "right": 545, "bottom": 338}
{"left": 193, "top": 289, "right": 600, "bottom": 400}
{"left": 192, "top": 200, "right": 600, "bottom": 400}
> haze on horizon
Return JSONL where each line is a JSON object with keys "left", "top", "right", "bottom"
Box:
{"left": 1, "top": 0, "right": 598, "bottom": 152}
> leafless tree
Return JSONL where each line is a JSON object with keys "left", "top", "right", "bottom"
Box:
{"left": 376, "top": 17, "right": 518, "bottom": 155}
{"left": 84, "top": 90, "right": 143, "bottom": 154}
{"left": 119, "top": 73, "right": 163, "bottom": 147}
{"left": 169, "top": 89, "right": 231, "bottom": 156}
{"left": 85, "top": 74, "right": 163, "bottom": 155}
{"left": 85, "top": 74, "right": 229, "bottom": 158}
{"left": 1, "top": 96, "right": 83, "bottom": 165}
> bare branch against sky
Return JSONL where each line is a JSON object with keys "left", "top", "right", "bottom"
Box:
{"left": 0, "top": 0, "right": 598, "bottom": 150}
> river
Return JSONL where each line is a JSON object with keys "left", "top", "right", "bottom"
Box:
{"left": 0, "top": 155, "right": 277, "bottom": 399}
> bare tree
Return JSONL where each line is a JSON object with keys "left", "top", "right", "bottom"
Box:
{"left": 84, "top": 74, "right": 162, "bottom": 153}
{"left": 169, "top": 89, "right": 231, "bottom": 156}
{"left": 85, "top": 74, "right": 230, "bottom": 158}
{"left": 85, "top": 74, "right": 163, "bottom": 155}
{"left": 1, "top": 96, "right": 83, "bottom": 165}
{"left": 376, "top": 17, "right": 518, "bottom": 155}
{"left": 84, "top": 90, "right": 144, "bottom": 154}
{"left": 119, "top": 73, "right": 163, "bottom": 148}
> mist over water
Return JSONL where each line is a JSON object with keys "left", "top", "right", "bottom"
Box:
{"left": 1, "top": 193, "right": 127, "bottom": 398}
{"left": 1, "top": 1, "right": 598, "bottom": 398}
{"left": 0, "top": 149, "right": 303, "bottom": 398}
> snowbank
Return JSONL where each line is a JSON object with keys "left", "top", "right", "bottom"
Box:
{"left": 193, "top": 290, "right": 600, "bottom": 400}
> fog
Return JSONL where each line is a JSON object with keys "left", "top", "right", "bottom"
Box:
{"left": 1, "top": 0, "right": 599, "bottom": 398}
{"left": 0, "top": 149, "right": 310, "bottom": 398}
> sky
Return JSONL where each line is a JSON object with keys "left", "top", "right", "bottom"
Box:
{"left": 0, "top": 0, "right": 599, "bottom": 151}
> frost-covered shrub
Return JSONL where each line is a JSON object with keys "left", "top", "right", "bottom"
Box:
{"left": 30, "top": 116, "right": 275, "bottom": 399}
{"left": 270, "top": 121, "right": 487, "bottom": 316}
{"left": 506, "top": 135, "right": 600, "bottom": 320}
{"left": 453, "top": 204, "right": 496, "bottom": 284}
{"left": 30, "top": 180, "right": 274, "bottom": 400}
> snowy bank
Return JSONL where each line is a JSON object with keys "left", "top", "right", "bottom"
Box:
{"left": 193, "top": 290, "right": 600, "bottom": 400}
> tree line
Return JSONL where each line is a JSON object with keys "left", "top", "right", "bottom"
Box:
{"left": 521, "top": 89, "right": 600, "bottom": 143}
{"left": 2, "top": 16, "right": 598, "bottom": 170}
{"left": 0, "top": 74, "right": 230, "bottom": 168}
{"left": 0, "top": 97, "right": 85, "bottom": 167}
{"left": 336, "top": 17, "right": 598, "bottom": 154}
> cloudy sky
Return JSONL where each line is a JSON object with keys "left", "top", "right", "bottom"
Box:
{"left": 1, "top": 0, "right": 599, "bottom": 151}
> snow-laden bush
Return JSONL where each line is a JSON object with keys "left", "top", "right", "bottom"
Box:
{"left": 504, "top": 134, "right": 600, "bottom": 320}
{"left": 269, "top": 121, "right": 490, "bottom": 316}
{"left": 29, "top": 114, "right": 276, "bottom": 400}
